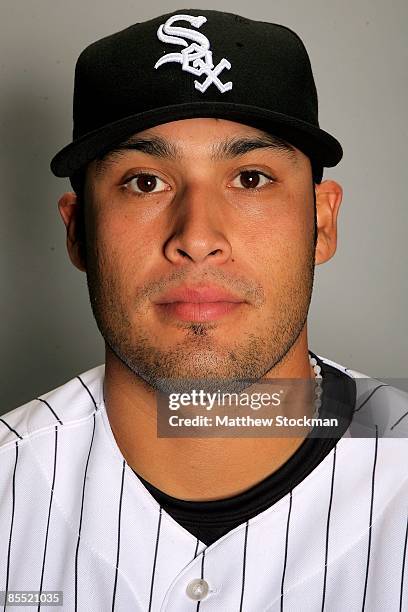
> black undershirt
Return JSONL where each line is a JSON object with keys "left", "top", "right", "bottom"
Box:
{"left": 132, "top": 352, "right": 356, "bottom": 545}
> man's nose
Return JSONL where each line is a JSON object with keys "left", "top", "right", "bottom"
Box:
{"left": 163, "top": 186, "right": 233, "bottom": 265}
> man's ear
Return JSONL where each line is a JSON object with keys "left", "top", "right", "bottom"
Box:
{"left": 58, "top": 192, "right": 86, "bottom": 272}
{"left": 314, "top": 180, "right": 343, "bottom": 265}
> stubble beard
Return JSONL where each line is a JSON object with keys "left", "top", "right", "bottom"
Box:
{"left": 84, "top": 233, "right": 316, "bottom": 395}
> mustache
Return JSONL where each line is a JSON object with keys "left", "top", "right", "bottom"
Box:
{"left": 134, "top": 268, "right": 266, "bottom": 307}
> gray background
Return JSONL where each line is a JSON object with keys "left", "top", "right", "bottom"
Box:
{"left": 1, "top": 0, "right": 407, "bottom": 415}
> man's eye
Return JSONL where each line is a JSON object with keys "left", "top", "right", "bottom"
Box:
{"left": 231, "top": 170, "right": 273, "bottom": 189}
{"left": 125, "top": 174, "right": 169, "bottom": 194}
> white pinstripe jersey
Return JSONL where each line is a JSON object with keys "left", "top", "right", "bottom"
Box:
{"left": 1, "top": 356, "right": 408, "bottom": 611}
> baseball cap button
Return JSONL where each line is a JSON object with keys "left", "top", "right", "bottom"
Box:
{"left": 186, "top": 578, "right": 209, "bottom": 600}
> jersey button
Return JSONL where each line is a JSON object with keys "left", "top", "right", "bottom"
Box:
{"left": 186, "top": 578, "right": 209, "bottom": 600}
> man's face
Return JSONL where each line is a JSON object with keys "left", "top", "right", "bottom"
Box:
{"left": 82, "top": 118, "right": 316, "bottom": 393}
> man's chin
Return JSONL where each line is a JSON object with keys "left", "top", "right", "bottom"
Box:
{"left": 148, "top": 374, "right": 257, "bottom": 396}
{"left": 109, "top": 343, "right": 261, "bottom": 395}
{"left": 133, "top": 355, "right": 259, "bottom": 395}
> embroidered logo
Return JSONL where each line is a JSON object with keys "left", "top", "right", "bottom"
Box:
{"left": 154, "top": 14, "right": 233, "bottom": 94}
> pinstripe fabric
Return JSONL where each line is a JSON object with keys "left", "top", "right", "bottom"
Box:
{"left": 196, "top": 549, "right": 205, "bottom": 612}
{"left": 37, "top": 425, "right": 58, "bottom": 612}
{"left": 280, "top": 490, "right": 292, "bottom": 612}
{"left": 320, "top": 445, "right": 336, "bottom": 612}
{"left": 0, "top": 358, "right": 407, "bottom": 611}
{"left": 400, "top": 513, "right": 408, "bottom": 612}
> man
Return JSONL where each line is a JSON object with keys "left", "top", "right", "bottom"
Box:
{"left": 1, "top": 9, "right": 407, "bottom": 612}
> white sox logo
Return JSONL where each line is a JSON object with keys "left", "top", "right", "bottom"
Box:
{"left": 154, "top": 14, "right": 233, "bottom": 93}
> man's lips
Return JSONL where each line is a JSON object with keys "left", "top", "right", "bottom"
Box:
{"left": 153, "top": 285, "right": 246, "bottom": 322}
{"left": 154, "top": 286, "right": 244, "bottom": 304}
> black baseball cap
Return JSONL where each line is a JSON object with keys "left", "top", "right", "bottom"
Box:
{"left": 50, "top": 8, "right": 343, "bottom": 182}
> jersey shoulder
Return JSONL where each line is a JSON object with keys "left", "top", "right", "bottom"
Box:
{"left": 0, "top": 364, "right": 105, "bottom": 451}
{"left": 317, "top": 354, "right": 408, "bottom": 438}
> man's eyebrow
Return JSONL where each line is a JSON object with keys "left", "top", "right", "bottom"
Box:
{"left": 211, "top": 133, "right": 298, "bottom": 162}
{"left": 94, "top": 135, "right": 181, "bottom": 174}
{"left": 94, "top": 131, "right": 298, "bottom": 175}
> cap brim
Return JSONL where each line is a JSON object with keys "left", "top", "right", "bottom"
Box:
{"left": 50, "top": 102, "right": 342, "bottom": 177}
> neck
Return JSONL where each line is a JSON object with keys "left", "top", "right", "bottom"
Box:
{"left": 103, "top": 329, "right": 315, "bottom": 501}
